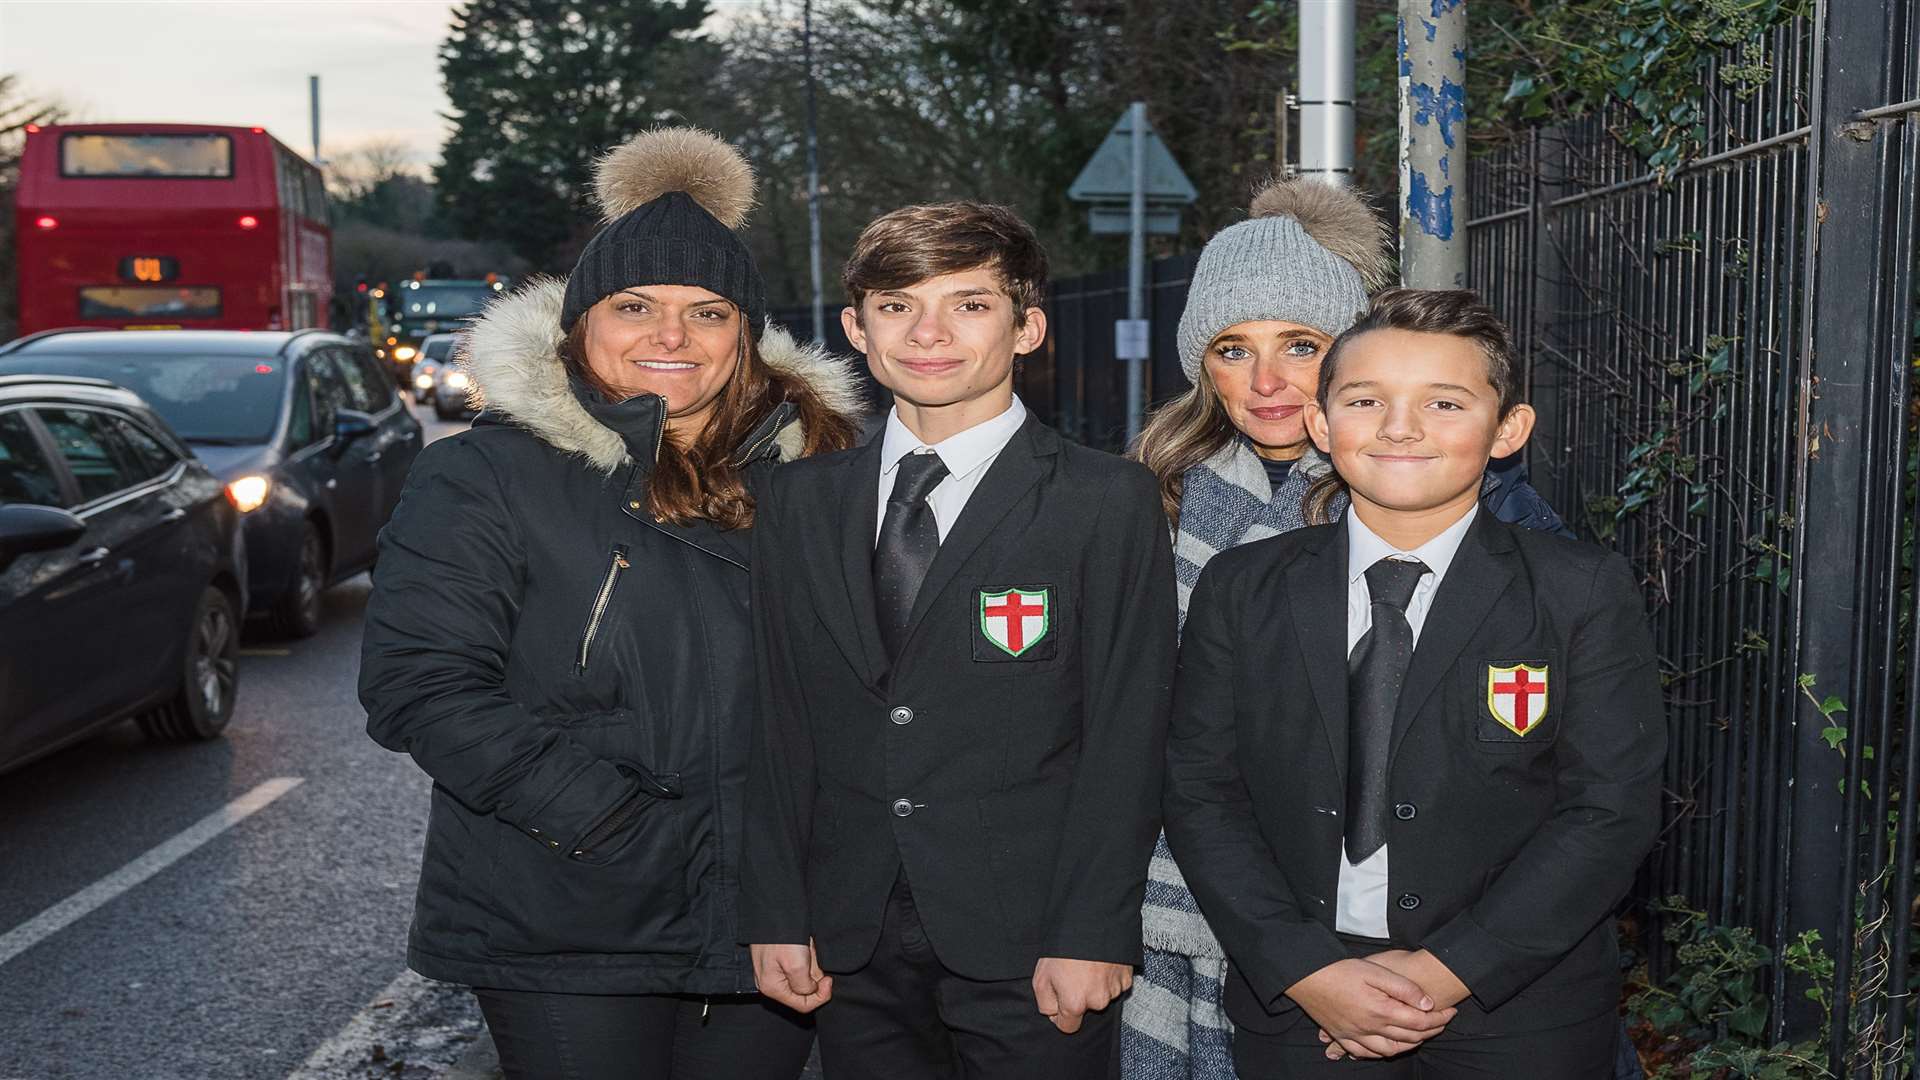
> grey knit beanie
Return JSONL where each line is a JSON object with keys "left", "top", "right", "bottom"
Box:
{"left": 1176, "top": 179, "right": 1393, "bottom": 383}
{"left": 561, "top": 128, "right": 765, "bottom": 333}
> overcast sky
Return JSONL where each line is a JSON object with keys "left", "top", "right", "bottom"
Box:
{"left": 3, "top": 1, "right": 762, "bottom": 171}
{"left": 0, "top": 0, "right": 478, "bottom": 171}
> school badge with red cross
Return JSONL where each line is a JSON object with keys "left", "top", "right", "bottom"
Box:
{"left": 979, "top": 587, "right": 1052, "bottom": 657}
{"left": 1486, "top": 663, "right": 1550, "bottom": 736}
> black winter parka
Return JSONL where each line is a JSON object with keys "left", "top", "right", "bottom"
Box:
{"left": 359, "top": 279, "right": 862, "bottom": 994}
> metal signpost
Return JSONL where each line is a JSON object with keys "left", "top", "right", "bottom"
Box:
{"left": 1067, "top": 104, "right": 1197, "bottom": 444}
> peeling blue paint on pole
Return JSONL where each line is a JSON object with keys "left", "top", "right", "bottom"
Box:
{"left": 1398, "top": 0, "right": 1467, "bottom": 287}
{"left": 1407, "top": 171, "right": 1454, "bottom": 240}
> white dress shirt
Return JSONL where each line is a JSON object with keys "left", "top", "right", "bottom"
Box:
{"left": 1335, "top": 503, "right": 1478, "bottom": 937}
{"left": 875, "top": 397, "right": 1028, "bottom": 544}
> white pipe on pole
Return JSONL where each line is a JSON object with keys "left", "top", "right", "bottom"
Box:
{"left": 309, "top": 75, "right": 321, "bottom": 163}
{"left": 1126, "top": 101, "right": 1147, "bottom": 446}
{"left": 1296, "top": 0, "right": 1356, "bottom": 185}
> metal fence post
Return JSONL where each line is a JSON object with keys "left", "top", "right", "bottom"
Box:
{"left": 1780, "top": 0, "right": 1900, "bottom": 1056}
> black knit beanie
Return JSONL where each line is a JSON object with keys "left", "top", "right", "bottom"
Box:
{"left": 560, "top": 128, "right": 766, "bottom": 333}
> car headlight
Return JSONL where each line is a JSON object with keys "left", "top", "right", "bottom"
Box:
{"left": 444, "top": 371, "right": 471, "bottom": 389}
{"left": 393, "top": 345, "right": 418, "bottom": 362}
{"left": 414, "top": 373, "right": 435, "bottom": 389}
{"left": 225, "top": 474, "right": 271, "bottom": 514}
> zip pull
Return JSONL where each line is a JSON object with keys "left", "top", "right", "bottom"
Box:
{"left": 701, "top": 996, "right": 711, "bottom": 1021}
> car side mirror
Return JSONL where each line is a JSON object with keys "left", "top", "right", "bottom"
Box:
{"left": 0, "top": 504, "right": 87, "bottom": 571}
{"left": 333, "top": 409, "right": 377, "bottom": 448}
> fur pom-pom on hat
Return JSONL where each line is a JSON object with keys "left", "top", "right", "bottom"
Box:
{"left": 1248, "top": 179, "right": 1394, "bottom": 291}
{"left": 591, "top": 127, "right": 756, "bottom": 228}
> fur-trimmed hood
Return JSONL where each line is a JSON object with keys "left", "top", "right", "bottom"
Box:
{"left": 456, "top": 276, "right": 866, "bottom": 472}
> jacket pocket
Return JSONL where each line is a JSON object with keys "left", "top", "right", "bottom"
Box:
{"left": 1458, "top": 652, "right": 1560, "bottom": 753}
{"left": 575, "top": 544, "right": 631, "bottom": 674}
{"left": 482, "top": 715, "right": 700, "bottom": 959}
{"left": 968, "top": 570, "right": 1069, "bottom": 672}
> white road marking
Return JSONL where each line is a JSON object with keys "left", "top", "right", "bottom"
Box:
{"left": 0, "top": 776, "right": 305, "bottom": 967}
{"left": 285, "top": 967, "right": 486, "bottom": 1080}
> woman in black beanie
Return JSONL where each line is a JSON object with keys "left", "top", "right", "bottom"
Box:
{"left": 360, "top": 128, "right": 862, "bottom": 1080}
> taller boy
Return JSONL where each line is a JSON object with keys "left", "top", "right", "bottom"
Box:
{"left": 742, "top": 202, "right": 1176, "bottom": 1078}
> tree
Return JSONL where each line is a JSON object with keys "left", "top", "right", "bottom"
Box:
{"left": 434, "top": 0, "right": 716, "bottom": 271}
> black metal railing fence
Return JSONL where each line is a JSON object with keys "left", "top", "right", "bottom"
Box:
{"left": 1466, "top": 4, "right": 1920, "bottom": 1074}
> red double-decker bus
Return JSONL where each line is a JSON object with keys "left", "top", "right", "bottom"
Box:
{"left": 13, "top": 123, "right": 331, "bottom": 336}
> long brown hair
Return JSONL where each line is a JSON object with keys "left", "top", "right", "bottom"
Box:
{"left": 561, "top": 314, "right": 857, "bottom": 529}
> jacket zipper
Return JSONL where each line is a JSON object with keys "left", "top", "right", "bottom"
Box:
{"left": 576, "top": 544, "right": 631, "bottom": 674}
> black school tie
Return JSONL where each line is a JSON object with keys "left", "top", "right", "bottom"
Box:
{"left": 1345, "top": 557, "right": 1429, "bottom": 863}
{"left": 874, "top": 451, "right": 950, "bottom": 657}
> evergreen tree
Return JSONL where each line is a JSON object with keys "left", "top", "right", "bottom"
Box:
{"left": 435, "top": 0, "right": 714, "bottom": 271}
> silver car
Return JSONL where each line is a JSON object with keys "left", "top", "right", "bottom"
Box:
{"left": 407, "top": 334, "right": 458, "bottom": 405}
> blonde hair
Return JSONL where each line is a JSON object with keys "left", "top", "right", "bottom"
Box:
{"left": 1130, "top": 363, "right": 1239, "bottom": 522}
{"left": 1132, "top": 359, "right": 1343, "bottom": 527}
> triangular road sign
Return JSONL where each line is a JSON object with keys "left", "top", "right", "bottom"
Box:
{"left": 1068, "top": 108, "right": 1198, "bottom": 204}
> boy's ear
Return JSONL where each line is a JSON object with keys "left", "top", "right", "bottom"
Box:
{"left": 840, "top": 305, "right": 867, "bottom": 353}
{"left": 1491, "top": 403, "right": 1536, "bottom": 459}
{"left": 1013, "top": 307, "right": 1047, "bottom": 355}
{"left": 1305, "top": 400, "right": 1333, "bottom": 454}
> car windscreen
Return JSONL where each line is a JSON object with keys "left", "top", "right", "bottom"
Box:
{"left": 421, "top": 339, "right": 457, "bottom": 361}
{"left": 0, "top": 353, "right": 285, "bottom": 444}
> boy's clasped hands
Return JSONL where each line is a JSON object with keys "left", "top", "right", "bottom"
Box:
{"left": 1290, "top": 949, "right": 1470, "bottom": 1061}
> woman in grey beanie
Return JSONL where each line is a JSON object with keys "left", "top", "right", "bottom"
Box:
{"left": 1121, "top": 178, "right": 1570, "bottom": 1080}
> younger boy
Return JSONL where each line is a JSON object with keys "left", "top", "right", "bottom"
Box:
{"left": 1163, "top": 288, "right": 1664, "bottom": 1078}
{"left": 741, "top": 202, "right": 1176, "bottom": 1079}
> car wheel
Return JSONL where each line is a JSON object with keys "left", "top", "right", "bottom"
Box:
{"left": 139, "top": 586, "right": 239, "bottom": 741}
{"left": 269, "top": 522, "right": 327, "bottom": 639}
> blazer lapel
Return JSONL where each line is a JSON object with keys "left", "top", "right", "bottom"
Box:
{"left": 1288, "top": 525, "right": 1352, "bottom": 781}
{"left": 897, "top": 416, "right": 1054, "bottom": 652}
{"left": 1390, "top": 513, "right": 1516, "bottom": 760}
{"left": 834, "top": 440, "right": 891, "bottom": 688}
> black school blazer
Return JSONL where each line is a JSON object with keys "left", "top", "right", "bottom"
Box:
{"left": 739, "top": 414, "right": 1177, "bottom": 982}
{"left": 1163, "top": 511, "right": 1665, "bottom": 1034}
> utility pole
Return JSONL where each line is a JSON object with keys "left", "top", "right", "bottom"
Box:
{"left": 1396, "top": 0, "right": 1466, "bottom": 286}
{"left": 1125, "top": 100, "right": 1147, "bottom": 446}
{"left": 1296, "top": 0, "right": 1355, "bottom": 185}
{"left": 804, "top": 0, "right": 826, "bottom": 344}
{"left": 309, "top": 75, "right": 322, "bottom": 164}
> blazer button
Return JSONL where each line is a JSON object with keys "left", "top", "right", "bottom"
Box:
{"left": 1394, "top": 803, "right": 1417, "bottom": 821}
{"left": 889, "top": 706, "right": 914, "bottom": 726}
{"left": 1397, "top": 893, "right": 1421, "bottom": 910}
{"left": 891, "top": 798, "right": 915, "bottom": 818}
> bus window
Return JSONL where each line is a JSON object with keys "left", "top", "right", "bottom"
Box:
{"left": 61, "top": 133, "right": 232, "bottom": 178}
{"left": 78, "top": 287, "right": 221, "bottom": 321}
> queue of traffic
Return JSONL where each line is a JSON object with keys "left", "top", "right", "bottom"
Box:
{"left": 1, "top": 122, "right": 460, "bottom": 775}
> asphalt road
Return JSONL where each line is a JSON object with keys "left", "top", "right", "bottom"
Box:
{"left": 0, "top": 401, "right": 489, "bottom": 1080}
